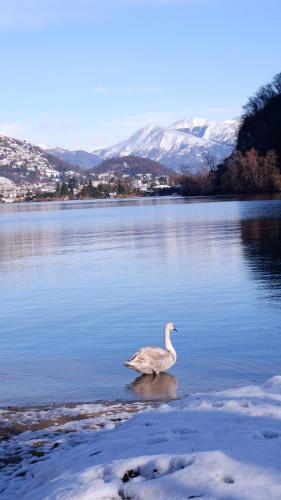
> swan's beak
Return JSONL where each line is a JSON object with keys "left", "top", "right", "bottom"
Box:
{"left": 174, "top": 327, "right": 178, "bottom": 332}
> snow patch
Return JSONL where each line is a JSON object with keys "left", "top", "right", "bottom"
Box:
{"left": 3, "top": 376, "right": 281, "bottom": 499}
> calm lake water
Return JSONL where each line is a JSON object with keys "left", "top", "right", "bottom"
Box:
{"left": 1, "top": 196, "right": 281, "bottom": 406}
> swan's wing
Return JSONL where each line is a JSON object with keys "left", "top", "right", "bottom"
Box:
{"left": 128, "top": 347, "right": 170, "bottom": 365}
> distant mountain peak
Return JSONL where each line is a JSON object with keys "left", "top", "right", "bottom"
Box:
{"left": 92, "top": 117, "right": 237, "bottom": 173}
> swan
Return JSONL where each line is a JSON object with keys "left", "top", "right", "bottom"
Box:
{"left": 124, "top": 321, "right": 178, "bottom": 375}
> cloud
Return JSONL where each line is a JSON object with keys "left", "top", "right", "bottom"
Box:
{"left": 38, "top": 114, "right": 75, "bottom": 133}
{"left": 0, "top": 121, "right": 25, "bottom": 137}
{"left": 91, "top": 86, "right": 107, "bottom": 94}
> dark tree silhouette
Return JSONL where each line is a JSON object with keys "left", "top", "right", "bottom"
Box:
{"left": 237, "top": 72, "right": 281, "bottom": 169}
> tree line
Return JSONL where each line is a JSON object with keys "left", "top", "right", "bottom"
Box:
{"left": 35, "top": 176, "right": 135, "bottom": 200}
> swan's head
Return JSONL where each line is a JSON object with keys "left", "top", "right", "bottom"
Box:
{"left": 165, "top": 321, "right": 178, "bottom": 333}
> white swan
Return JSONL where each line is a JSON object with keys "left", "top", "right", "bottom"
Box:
{"left": 124, "top": 321, "right": 178, "bottom": 375}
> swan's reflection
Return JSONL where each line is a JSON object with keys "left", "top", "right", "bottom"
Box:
{"left": 128, "top": 373, "right": 177, "bottom": 401}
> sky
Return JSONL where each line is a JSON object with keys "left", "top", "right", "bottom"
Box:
{"left": 0, "top": 0, "right": 281, "bottom": 151}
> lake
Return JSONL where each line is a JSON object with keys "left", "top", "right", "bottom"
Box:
{"left": 1, "top": 196, "right": 281, "bottom": 406}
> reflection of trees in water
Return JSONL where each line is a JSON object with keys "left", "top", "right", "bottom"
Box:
{"left": 127, "top": 373, "right": 177, "bottom": 401}
{"left": 241, "top": 217, "right": 281, "bottom": 290}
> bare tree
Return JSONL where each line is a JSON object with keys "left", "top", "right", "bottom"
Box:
{"left": 203, "top": 153, "right": 216, "bottom": 173}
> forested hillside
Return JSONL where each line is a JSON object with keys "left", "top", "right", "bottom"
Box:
{"left": 179, "top": 72, "right": 281, "bottom": 195}
{"left": 237, "top": 73, "right": 281, "bottom": 165}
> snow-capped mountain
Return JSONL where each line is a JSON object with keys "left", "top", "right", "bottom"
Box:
{"left": 171, "top": 117, "right": 236, "bottom": 143}
{"left": 40, "top": 117, "right": 238, "bottom": 173}
{"left": 93, "top": 118, "right": 238, "bottom": 173}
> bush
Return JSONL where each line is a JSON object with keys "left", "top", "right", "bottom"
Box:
{"left": 217, "top": 149, "right": 281, "bottom": 194}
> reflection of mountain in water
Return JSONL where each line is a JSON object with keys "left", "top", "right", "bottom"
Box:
{"left": 241, "top": 217, "right": 281, "bottom": 293}
{"left": 128, "top": 373, "right": 177, "bottom": 401}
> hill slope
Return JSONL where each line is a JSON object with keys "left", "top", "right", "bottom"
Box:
{"left": 0, "top": 135, "right": 80, "bottom": 186}
{"left": 92, "top": 156, "right": 174, "bottom": 177}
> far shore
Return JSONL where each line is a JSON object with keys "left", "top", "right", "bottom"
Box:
{"left": 3, "top": 191, "right": 281, "bottom": 206}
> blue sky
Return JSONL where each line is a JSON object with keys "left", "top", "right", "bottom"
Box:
{"left": 0, "top": 0, "right": 281, "bottom": 150}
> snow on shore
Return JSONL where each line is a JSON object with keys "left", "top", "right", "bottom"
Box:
{"left": 3, "top": 377, "right": 281, "bottom": 499}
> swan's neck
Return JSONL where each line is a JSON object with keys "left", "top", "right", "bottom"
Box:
{"left": 164, "top": 327, "right": 176, "bottom": 360}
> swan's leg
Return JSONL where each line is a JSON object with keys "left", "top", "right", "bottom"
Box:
{"left": 152, "top": 370, "right": 159, "bottom": 378}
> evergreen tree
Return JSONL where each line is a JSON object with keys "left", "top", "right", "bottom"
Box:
{"left": 60, "top": 182, "right": 69, "bottom": 196}
{"left": 88, "top": 179, "right": 93, "bottom": 196}
{"left": 55, "top": 182, "right": 61, "bottom": 196}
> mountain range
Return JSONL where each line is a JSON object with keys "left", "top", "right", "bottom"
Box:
{"left": 45, "top": 117, "right": 238, "bottom": 173}
{"left": 39, "top": 147, "right": 100, "bottom": 170}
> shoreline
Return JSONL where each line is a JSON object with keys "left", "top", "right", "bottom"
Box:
{"left": 0, "top": 399, "right": 160, "bottom": 433}
{"left": 2, "top": 191, "right": 281, "bottom": 206}
{"left": 0, "top": 399, "right": 156, "bottom": 495}
{"left": 0, "top": 398, "right": 160, "bottom": 435}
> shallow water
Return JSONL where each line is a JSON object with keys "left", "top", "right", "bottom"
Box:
{"left": 1, "top": 196, "right": 281, "bottom": 406}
